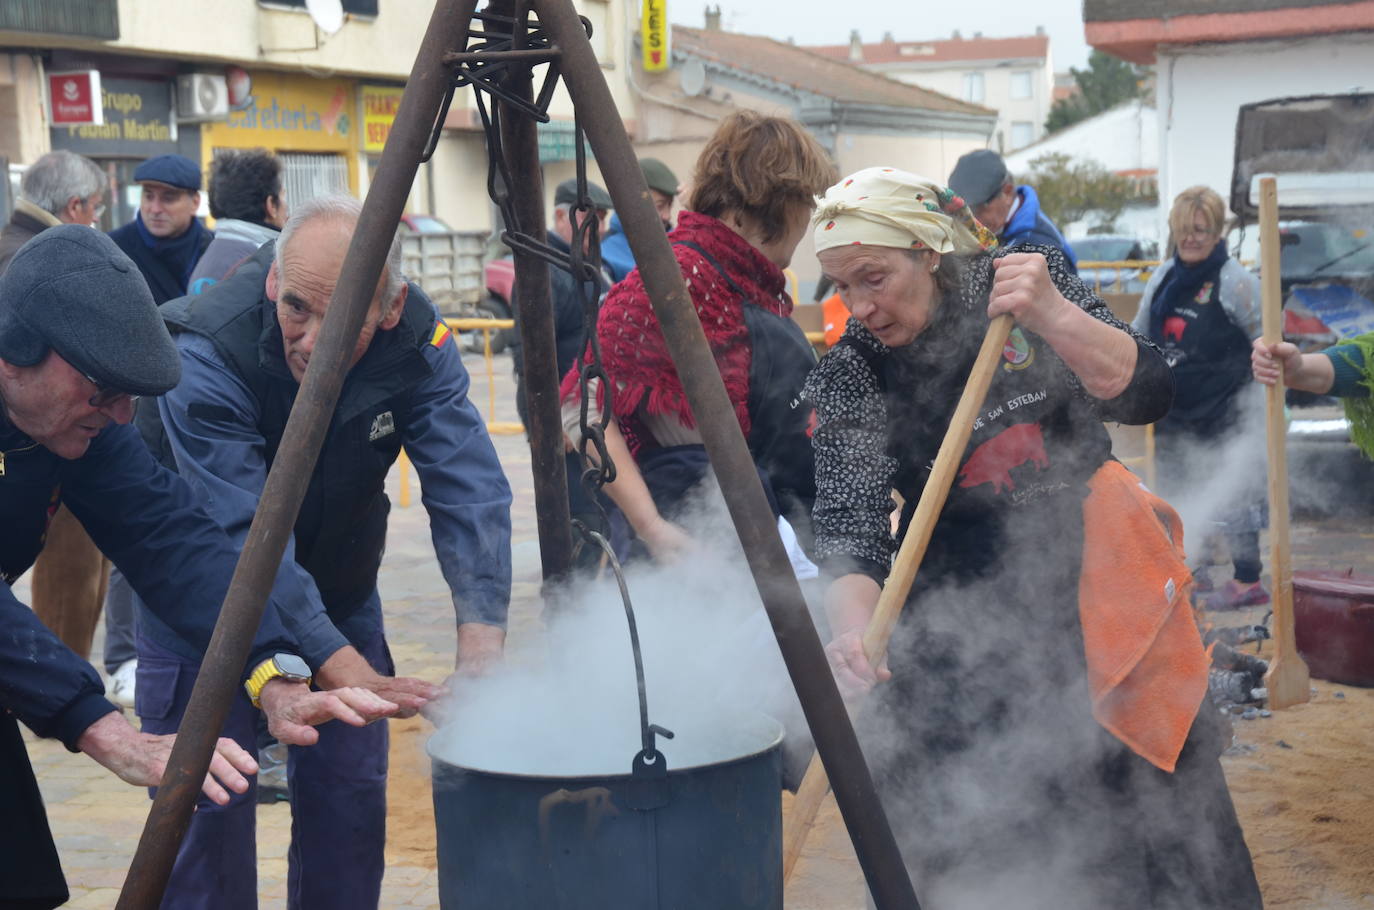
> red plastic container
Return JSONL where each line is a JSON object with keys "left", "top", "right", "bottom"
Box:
{"left": 1293, "top": 569, "right": 1374, "bottom": 687}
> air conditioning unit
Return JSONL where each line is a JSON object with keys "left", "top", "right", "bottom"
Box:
{"left": 176, "top": 73, "right": 229, "bottom": 121}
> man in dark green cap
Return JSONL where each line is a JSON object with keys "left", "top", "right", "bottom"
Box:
{"left": 601, "top": 156, "right": 680, "bottom": 282}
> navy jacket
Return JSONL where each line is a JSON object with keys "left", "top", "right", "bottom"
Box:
{"left": 1, "top": 413, "right": 301, "bottom": 906}
{"left": 146, "top": 244, "right": 512, "bottom": 666}
{"left": 109, "top": 215, "right": 213, "bottom": 304}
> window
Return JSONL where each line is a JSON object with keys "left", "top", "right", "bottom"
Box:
{"left": 963, "top": 72, "right": 985, "bottom": 104}
{"left": 261, "top": 0, "right": 378, "bottom": 16}
{"left": 1010, "top": 121, "right": 1035, "bottom": 150}
{"left": 279, "top": 152, "right": 350, "bottom": 208}
{"left": 1010, "top": 71, "right": 1032, "bottom": 100}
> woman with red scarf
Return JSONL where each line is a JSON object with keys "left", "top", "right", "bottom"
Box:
{"left": 560, "top": 111, "right": 835, "bottom": 561}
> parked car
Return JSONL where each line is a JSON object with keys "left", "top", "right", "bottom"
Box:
{"left": 1229, "top": 92, "right": 1374, "bottom": 514}
{"left": 400, "top": 213, "right": 455, "bottom": 234}
{"left": 478, "top": 258, "right": 517, "bottom": 354}
{"left": 1069, "top": 235, "right": 1157, "bottom": 294}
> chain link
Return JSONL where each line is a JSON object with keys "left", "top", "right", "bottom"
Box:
{"left": 442, "top": 2, "right": 617, "bottom": 531}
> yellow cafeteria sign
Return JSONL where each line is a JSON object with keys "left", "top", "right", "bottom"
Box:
{"left": 642, "top": 0, "right": 669, "bottom": 72}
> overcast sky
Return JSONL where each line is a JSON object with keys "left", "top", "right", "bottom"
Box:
{"left": 670, "top": 0, "right": 1093, "bottom": 71}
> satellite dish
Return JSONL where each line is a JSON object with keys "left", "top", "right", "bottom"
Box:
{"left": 679, "top": 59, "right": 706, "bottom": 98}
{"left": 305, "top": 0, "right": 345, "bottom": 35}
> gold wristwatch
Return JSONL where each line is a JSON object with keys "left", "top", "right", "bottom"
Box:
{"left": 244, "top": 653, "right": 313, "bottom": 708}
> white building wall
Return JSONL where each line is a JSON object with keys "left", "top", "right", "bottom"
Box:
{"left": 1156, "top": 33, "right": 1374, "bottom": 232}
{"left": 882, "top": 60, "right": 1052, "bottom": 152}
{"left": 1004, "top": 101, "right": 1157, "bottom": 174}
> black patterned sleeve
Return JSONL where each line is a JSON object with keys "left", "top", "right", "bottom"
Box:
{"left": 997, "top": 244, "right": 1173, "bottom": 425}
{"left": 802, "top": 335, "right": 899, "bottom": 584}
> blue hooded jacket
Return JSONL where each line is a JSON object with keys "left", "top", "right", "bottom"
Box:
{"left": 600, "top": 212, "right": 637, "bottom": 283}
{"left": 1001, "top": 185, "right": 1078, "bottom": 272}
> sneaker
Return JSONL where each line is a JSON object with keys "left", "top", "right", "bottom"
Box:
{"left": 1205, "top": 582, "right": 1270, "bottom": 612}
{"left": 108, "top": 659, "right": 137, "bottom": 710}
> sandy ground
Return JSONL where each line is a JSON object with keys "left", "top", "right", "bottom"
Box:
{"left": 384, "top": 642, "right": 1374, "bottom": 909}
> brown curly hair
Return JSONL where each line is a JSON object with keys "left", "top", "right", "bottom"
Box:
{"left": 687, "top": 111, "right": 837, "bottom": 243}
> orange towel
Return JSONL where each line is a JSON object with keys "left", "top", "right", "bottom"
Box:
{"left": 1079, "top": 460, "right": 1210, "bottom": 773}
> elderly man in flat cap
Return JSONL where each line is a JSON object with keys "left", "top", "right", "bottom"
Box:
{"left": 109, "top": 153, "right": 214, "bottom": 304}
{"left": 0, "top": 226, "right": 398, "bottom": 909}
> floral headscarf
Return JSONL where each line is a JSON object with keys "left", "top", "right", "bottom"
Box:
{"left": 812, "top": 166, "right": 998, "bottom": 256}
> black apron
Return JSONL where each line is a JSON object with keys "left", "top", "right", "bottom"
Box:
{"left": 1154, "top": 270, "right": 1252, "bottom": 437}
{"left": 649, "top": 241, "right": 818, "bottom": 540}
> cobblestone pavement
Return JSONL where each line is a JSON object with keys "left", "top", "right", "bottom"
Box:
{"left": 17, "top": 347, "right": 1374, "bottom": 907}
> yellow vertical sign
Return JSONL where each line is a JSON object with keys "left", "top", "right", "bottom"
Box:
{"left": 642, "top": 0, "right": 669, "bottom": 72}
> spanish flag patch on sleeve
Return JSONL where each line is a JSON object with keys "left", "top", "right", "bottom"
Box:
{"left": 430, "top": 322, "right": 452, "bottom": 349}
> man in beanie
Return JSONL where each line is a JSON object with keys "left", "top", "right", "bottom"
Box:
{"left": 600, "top": 156, "right": 680, "bottom": 282}
{"left": 109, "top": 153, "right": 214, "bottom": 303}
{"left": 0, "top": 226, "right": 401, "bottom": 908}
{"left": 949, "top": 148, "right": 1077, "bottom": 270}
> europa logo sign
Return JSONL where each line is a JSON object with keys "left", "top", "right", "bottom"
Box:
{"left": 48, "top": 71, "right": 104, "bottom": 127}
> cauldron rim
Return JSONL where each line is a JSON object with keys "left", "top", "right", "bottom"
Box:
{"left": 425, "top": 712, "right": 785, "bottom": 781}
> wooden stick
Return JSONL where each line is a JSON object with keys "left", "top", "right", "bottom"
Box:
{"left": 1257, "top": 176, "right": 1311, "bottom": 709}
{"left": 782, "top": 314, "right": 1014, "bottom": 883}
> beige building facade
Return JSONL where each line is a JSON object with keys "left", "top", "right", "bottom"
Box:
{"left": 808, "top": 31, "right": 1055, "bottom": 155}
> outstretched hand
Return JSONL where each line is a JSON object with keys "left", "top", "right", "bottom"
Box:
{"left": 258, "top": 681, "right": 398, "bottom": 746}
{"left": 76, "top": 711, "right": 259, "bottom": 805}
{"left": 316, "top": 645, "right": 441, "bottom": 718}
{"left": 824, "top": 629, "right": 891, "bottom": 700}
{"left": 640, "top": 514, "right": 695, "bottom": 564}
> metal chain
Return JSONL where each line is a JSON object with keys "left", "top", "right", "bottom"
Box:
{"left": 440, "top": 2, "right": 617, "bottom": 529}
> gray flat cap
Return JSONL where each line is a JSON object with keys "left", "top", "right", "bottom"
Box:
{"left": 0, "top": 225, "right": 181, "bottom": 396}
{"left": 948, "top": 149, "right": 1010, "bottom": 208}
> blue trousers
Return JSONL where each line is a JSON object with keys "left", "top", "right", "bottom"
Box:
{"left": 136, "top": 601, "right": 391, "bottom": 910}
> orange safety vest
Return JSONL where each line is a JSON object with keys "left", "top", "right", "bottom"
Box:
{"left": 822, "top": 293, "right": 850, "bottom": 348}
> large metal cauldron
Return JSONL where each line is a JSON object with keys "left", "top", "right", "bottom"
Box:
{"left": 429, "top": 713, "right": 784, "bottom": 909}
{"left": 430, "top": 529, "right": 785, "bottom": 908}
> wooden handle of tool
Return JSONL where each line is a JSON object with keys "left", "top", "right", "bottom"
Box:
{"left": 1256, "top": 176, "right": 1311, "bottom": 709}
{"left": 781, "top": 314, "right": 1014, "bottom": 884}
{"left": 862, "top": 314, "right": 1015, "bottom": 662}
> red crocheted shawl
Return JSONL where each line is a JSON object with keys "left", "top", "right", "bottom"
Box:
{"left": 559, "top": 211, "right": 792, "bottom": 455}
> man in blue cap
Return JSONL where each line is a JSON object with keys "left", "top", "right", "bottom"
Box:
{"left": 949, "top": 148, "right": 1077, "bottom": 270}
{"left": 0, "top": 226, "right": 402, "bottom": 907}
{"left": 109, "top": 153, "right": 214, "bottom": 304}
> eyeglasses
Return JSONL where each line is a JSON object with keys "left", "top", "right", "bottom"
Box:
{"left": 82, "top": 372, "right": 138, "bottom": 409}
{"left": 1178, "top": 226, "right": 1218, "bottom": 241}
{"left": 91, "top": 203, "right": 106, "bottom": 220}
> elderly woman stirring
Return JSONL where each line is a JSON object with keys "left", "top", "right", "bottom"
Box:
{"left": 804, "top": 168, "right": 1261, "bottom": 908}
